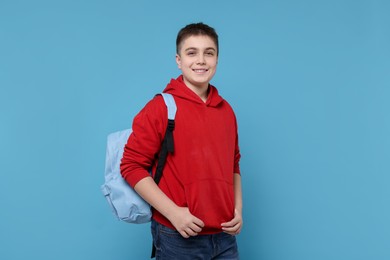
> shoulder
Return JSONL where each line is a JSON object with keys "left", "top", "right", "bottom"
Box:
{"left": 140, "top": 94, "right": 167, "bottom": 116}
{"left": 130, "top": 94, "right": 169, "bottom": 139}
{"left": 209, "top": 85, "right": 235, "bottom": 114}
{"left": 220, "top": 98, "right": 236, "bottom": 115}
{"left": 132, "top": 94, "right": 168, "bottom": 127}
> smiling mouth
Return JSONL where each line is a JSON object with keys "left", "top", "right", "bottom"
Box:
{"left": 193, "top": 69, "right": 208, "bottom": 73}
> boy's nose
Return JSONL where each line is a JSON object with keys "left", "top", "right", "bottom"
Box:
{"left": 196, "top": 55, "right": 206, "bottom": 64}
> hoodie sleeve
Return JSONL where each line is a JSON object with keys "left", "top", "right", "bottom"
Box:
{"left": 120, "top": 96, "right": 167, "bottom": 187}
{"left": 234, "top": 115, "right": 241, "bottom": 174}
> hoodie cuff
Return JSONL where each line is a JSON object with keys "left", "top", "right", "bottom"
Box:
{"left": 125, "top": 170, "right": 151, "bottom": 188}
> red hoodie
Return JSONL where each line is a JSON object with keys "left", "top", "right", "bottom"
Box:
{"left": 120, "top": 76, "right": 241, "bottom": 234}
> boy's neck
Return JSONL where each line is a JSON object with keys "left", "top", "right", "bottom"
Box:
{"left": 182, "top": 78, "right": 209, "bottom": 102}
{"left": 191, "top": 86, "right": 208, "bottom": 102}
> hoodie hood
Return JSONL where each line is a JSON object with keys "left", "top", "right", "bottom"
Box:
{"left": 163, "top": 75, "right": 224, "bottom": 107}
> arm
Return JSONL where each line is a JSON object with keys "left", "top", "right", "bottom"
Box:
{"left": 221, "top": 173, "right": 243, "bottom": 235}
{"left": 233, "top": 173, "right": 243, "bottom": 213}
{"left": 120, "top": 97, "right": 204, "bottom": 237}
{"left": 134, "top": 176, "right": 204, "bottom": 238}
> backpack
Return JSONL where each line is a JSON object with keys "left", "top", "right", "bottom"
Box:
{"left": 101, "top": 93, "right": 177, "bottom": 224}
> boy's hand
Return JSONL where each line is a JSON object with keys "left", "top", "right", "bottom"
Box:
{"left": 168, "top": 207, "right": 204, "bottom": 238}
{"left": 221, "top": 208, "right": 243, "bottom": 235}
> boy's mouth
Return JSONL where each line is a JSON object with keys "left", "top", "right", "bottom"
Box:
{"left": 193, "top": 69, "right": 208, "bottom": 73}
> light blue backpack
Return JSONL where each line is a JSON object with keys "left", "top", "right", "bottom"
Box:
{"left": 101, "top": 93, "right": 176, "bottom": 223}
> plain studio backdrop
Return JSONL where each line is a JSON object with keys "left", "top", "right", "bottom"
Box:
{"left": 1, "top": 0, "right": 389, "bottom": 259}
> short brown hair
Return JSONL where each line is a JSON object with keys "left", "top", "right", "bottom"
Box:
{"left": 176, "top": 23, "right": 219, "bottom": 55}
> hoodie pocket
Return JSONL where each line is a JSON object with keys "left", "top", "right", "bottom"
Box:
{"left": 184, "top": 179, "right": 235, "bottom": 231}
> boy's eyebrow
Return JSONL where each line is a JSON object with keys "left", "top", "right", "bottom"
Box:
{"left": 184, "top": 47, "right": 217, "bottom": 52}
{"left": 205, "top": 47, "right": 217, "bottom": 52}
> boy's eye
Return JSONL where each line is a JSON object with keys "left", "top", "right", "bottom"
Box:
{"left": 206, "top": 52, "right": 215, "bottom": 56}
{"left": 187, "top": 52, "right": 196, "bottom": 56}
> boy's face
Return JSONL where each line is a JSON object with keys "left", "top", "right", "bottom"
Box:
{"left": 176, "top": 35, "right": 218, "bottom": 91}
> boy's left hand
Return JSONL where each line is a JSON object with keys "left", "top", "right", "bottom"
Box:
{"left": 221, "top": 208, "right": 243, "bottom": 235}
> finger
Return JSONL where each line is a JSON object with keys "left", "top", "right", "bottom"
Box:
{"left": 222, "top": 224, "right": 240, "bottom": 232}
{"left": 221, "top": 220, "right": 234, "bottom": 227}
{"left": 180, "top": 230, "right": 190, "bottom": 238}
{"left": 221, "top": 217, "right": 239, "bottom": 227}
{"left": 223, "top": 230, "right": 236, "bottom": 235}
{"left": 222, "top": 222, "right": 241, "bottom": 233}
{"left": 193, "top": 217, "right": 205, "bottom": 228}
{"left": 190, "top": 223, "right": 203, "bottom": 233}
{"left": 185, "top": 227, "right": 199, "bottom": 237}
{"left": 223, "top": 227, "right": 241, "bottom": 235}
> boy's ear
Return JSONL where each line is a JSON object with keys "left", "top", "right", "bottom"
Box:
{"left": 176, "top": 54, "right": 182, "bottom": 69}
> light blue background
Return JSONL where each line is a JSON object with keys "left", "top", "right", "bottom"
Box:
{"left": 1, "top": 0, "right": 389, "bottom": 259}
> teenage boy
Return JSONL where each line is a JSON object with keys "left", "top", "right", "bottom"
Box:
{"left": 120, "top": 22, "right": 242, "bottom": 259}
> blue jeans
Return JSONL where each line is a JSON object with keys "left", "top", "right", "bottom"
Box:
{"left": 151, "top": 220, "right": 239, "bottom": 260}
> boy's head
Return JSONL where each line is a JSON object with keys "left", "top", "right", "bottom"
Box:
{"left": 176, "top": 23, "right": 219, "bottom": 56}
{"left": 175, "top": 23, "right": 219, "bottom": 95}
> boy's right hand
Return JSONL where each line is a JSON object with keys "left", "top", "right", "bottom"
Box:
{"left": 168, "top": 207, "right": 204, "bottom": 238}
{"left": 133, "top": 178, "right": 203, "bottom": 238}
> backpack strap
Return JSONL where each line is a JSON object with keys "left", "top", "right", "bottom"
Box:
{"left": 161, "top": 93, "right": 177, "bottom": 121}
{"left": 151, "top": 93, "right": 176, "bottom": 258}
{"left": 154, "top": 93, "right": 176, "bottom": 185}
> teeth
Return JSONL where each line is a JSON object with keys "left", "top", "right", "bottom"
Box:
{"left": 194, "top": 69, "right": 207, "bottom": 72}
